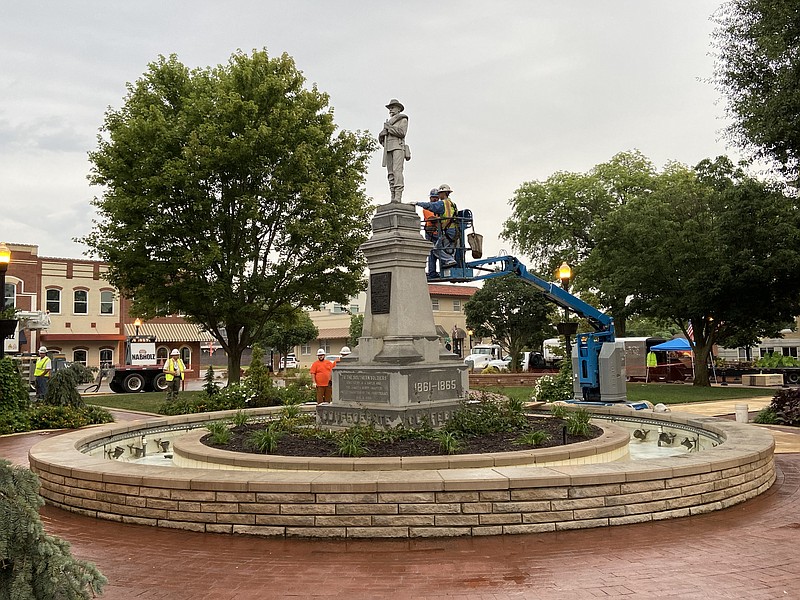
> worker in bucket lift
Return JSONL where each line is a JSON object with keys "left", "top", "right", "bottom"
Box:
{"left": 410, "top": 184, "right": 459, "bottom": 278}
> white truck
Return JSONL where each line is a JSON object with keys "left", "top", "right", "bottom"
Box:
{"left": 464, "top": 344, "right": 504, "bottom": 371}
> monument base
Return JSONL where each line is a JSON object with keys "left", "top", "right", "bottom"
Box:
{"left": 317, "top": 362, "right": 468, "bottom": 429}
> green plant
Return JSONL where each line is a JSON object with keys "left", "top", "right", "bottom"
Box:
{"left": 436, "top": 431, "right": 463, "bottom": 455}
{"left": 336, "top": 428, "right": 369, "bottom": 457}
{"left": 205, "top": 421, "right": 231, "bottom": 445}
{"left": 444, "top": 396, "right": 527, "bottom": 436}
{"left": 44, "top": 364, "right": 90, "bottom": 408}
{"left": 532, "top": 360, "right": 573, "bottom": 403}
{"left": 246, "top": 425, "right": 283, "bottom": 454}
{"left": 203, "top": 364, "right": 220, "bottom": 396}
{"left": 515, "top": 430, "right": 550, "bottom": 447}
{"left": 0, "top": 305, "right": 19, "bottom": 320}
{"left": 550, "top": 404, "right": 568, "bottom": 419}
{"left": 231, "top": 409, "right": 250, "bottom": 427}
{"left": 0, "top": 357, "right": 29, "bottom": 414}
{"left": 753, "top": 407, "right": 778, "bottom": 425}
{"left": 280, "top": 402, "right": 301, "bottom": 420}
{"left": 0, "top": 459, "right": 107, "bottom": 598}
{"left": 767, "top": 388, "right": 800, "bottom": 426}
{"left": 565, "top": 408, "right": 592, "bottom": 436}
{"left": 481, "top": 365, "right": 502, "bottom": 374}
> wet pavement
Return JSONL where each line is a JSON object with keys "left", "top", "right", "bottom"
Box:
{"left": 2, "top": 401, "right": 799, "bottom": 599}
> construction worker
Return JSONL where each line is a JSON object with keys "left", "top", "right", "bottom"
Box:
{"left": 34, "top": 346, "right": 51, "bottom": 400}
{"left": 310, "top": 348, "right": 335, "bottom": 403}
{"left": 334, "top": 346, "right": 351, "bottom": 366}
{"left": 163, "top": 349, "right": 186, "bottom": 402}
{"left": 411, "top": 184, "right": 459, "bottom": 277}
{"left": 421, "top": 188, "right": 441, "bottom": 277}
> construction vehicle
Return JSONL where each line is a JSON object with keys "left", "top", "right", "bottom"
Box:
{"left": 107, "top": 335, "right": 168, "bottom": 393}
{"left": 426, "top": 212, "right": 627, "bottom": 403}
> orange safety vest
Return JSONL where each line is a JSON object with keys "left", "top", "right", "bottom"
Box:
{"left": 422, "top": 208, "right": 439, "bottom": 237}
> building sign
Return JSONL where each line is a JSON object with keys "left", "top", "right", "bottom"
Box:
{"left": 130, "top": 342, "right": 157, "bottom": 366}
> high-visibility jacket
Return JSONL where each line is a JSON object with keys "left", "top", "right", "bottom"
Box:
{"left": 422, "top": 208, "right": 439, "bottom": 238}
{"left": 164, "top": 358, "right": 186, "bottom": 381}
{"left": 441, "top": 198, "right": 458, "bottom": 231}
{"left": 34, "top": 356, "right": 51, "bottom": 377}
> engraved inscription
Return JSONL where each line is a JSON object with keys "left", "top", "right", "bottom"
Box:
{"left": 407, "top": 370, "right": 463, "bottom": 402}
{"left": 370, "top": 272, "right": 391, "bottom": 315}
{"left": 338, "top": 371, "right": 391, "bottom": 404}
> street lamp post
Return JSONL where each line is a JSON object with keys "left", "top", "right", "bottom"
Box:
{"left": 0, "top": 243, "right": 12, "bottom": 360}
{"left": 556, "top": 262, "right": 578, "bottom": 362}
{"left": 133, "top": 317, "right": 142, "bottom": 337}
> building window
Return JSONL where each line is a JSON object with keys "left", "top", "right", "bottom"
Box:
{"left": 301, "top": 344, "right": 311, "bottom": 356}
{"left": 157, "top": 346, "right": 168, "bottom": 366}
{"left": 349, "top": 304, "right": 360, "bottom": 314}
{"left": 180, "top": 347, "right": 191, "bottom": 366}
{"left": 73, "top": 349, "right": 88, "bottom": 366}
{"left": 319, "top": 340, "right": 331, "bottom": 353}
{"left": 100, "top": 290, "right": 114, "bottom": 315}
{"left": 46, "top": 289, "right": 61, "bottom": 314}
{"left": 99, "top": 348, "right": 114, "bottom": 369}
{"left": 431, "top": 298, "right": 440, "bottom": 311}
{"left": 4, "top": 282, "right": 16, "bottom": 310}
{"left": 453, "top": 299, "right": 461, "bottom": 312}
{"left": 73, "top": 290, "right": 88, "bottom": 314}
{"left": 332, "top": 303, "right": 345, "bottom": 314}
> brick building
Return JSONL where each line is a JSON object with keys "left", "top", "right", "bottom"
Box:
{"left": 3, "top": 243, "right": 211, "bottom": 378}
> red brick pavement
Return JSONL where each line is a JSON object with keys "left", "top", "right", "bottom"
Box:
{"left": 2, "top": 422, "right": 800, "bottom": 598}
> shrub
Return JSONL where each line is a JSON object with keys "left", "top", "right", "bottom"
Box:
{"left": 565, "top": 408, "right": 592, "bottom": 436}
{"left": 444, "top": 396, "right": 527, "bottom": 436}
{"left": 203, "top": 365, "right": 220, "bottom": 396}
{"left": 550, "top": 404, "right": 568, "bottom": 419}
{"left": 337, "top": 426, "right": 372, "bottom": 457}
{"left": 205, "top": 421, "right": 231, "bottom": 445}
{"left": 246, "top": 424, "right": 283, "bottom": 454}
{"left": 245, "top": 344, "right": 273, "bottom": 402}
{"left": 753, "top": 407, "right": 778, "bottom": 424}
{"left": 532, "top": 360, "right": 573, "bottom": 403}
{"left": 44, "top": 364, "right": 89, "bottom": 408}
{"left": 231, "top": 409, "right": 250, "bottom": 427}
{"left": 0, "top": 409, "right": 31, "bottom": 435}
{"left": 0, "top": 357, "right": 29, "bottom": 414}
{"left": 0, "top": 459, "right": 107, "bottom": 598}
{"left": 28, "top": 404, "right": 112, "bottom": 430}
{"left": 436, "top": 431, "right": 463, "bottom": 455}
{"left": 481, "top": 365, "right": 502, "bottom": 374}
{"left": 515, "top": 430, "right": 550, "bottom": 447}
{"left": 767, "top": 388, "right": 800, "bottom": 426}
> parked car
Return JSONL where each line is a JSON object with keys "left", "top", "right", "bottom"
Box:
{"left": 279, "top": 354, "right": 298, "bottom": 369}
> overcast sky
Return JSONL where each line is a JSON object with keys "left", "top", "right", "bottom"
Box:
{"left": 1, "top": 1, "right": 733, "bottom": 262}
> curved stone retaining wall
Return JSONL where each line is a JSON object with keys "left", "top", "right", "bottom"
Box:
{"left": 28, "top": 405, "right": 776, "bottom": 538}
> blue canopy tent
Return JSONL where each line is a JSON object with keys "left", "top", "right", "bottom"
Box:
{"left": 647, "top": 338, "right": 694, "bottom": 381}
{"left": 649, "top": 338, "right": 692, "bottom": 352}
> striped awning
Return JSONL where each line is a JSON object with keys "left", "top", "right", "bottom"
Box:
{"left": 124, "top": 323, "right": 215, "bottom": 342}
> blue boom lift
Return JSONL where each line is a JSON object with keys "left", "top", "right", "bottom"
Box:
{"left": 426, "top": 210, "right": 624, "bottom": 403}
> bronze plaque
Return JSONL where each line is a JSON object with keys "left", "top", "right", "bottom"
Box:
{"left": 370, "top": 272, "right": 391, "bottom": 315}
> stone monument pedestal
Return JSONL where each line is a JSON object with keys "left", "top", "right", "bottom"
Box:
{"left": 317, "top": 203, "right": 468, "bottom": 429}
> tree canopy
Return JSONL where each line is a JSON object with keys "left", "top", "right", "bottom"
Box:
{"left": 712, "top": 0, "right": 800, "bottom": 185}
{"left": 464, "top": 276, "right": 555, "bottom": 371}
{"left": 82, "top": 49, "right": 375, "bottom": 381}
{"left": 260, "top": 309, "right": 318, "bottom": 372}
{"left": 586, "top": 156, "right": 800, "bottom": 385}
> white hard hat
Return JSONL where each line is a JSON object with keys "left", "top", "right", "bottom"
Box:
{"left": 170, "top": 349, "right": 180, "bottom": 356}
{"left": 317, "top": 349, "right": 326, "bottom": 356}
{"left": 438, "top": 184, "right": 452, "bottom": 193}
{"left": 38, "top": 346, "right": 47, "bottom": 353}
{"left": 340, "top": 346, "right": 351, "bottom": 356}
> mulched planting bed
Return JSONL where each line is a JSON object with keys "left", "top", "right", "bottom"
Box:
{"left": 201, "top": 416, "right": 603, "bottom": 457}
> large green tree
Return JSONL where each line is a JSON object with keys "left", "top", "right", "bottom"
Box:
{"left": 503, "top": 150, "right": 657, "bottom": 335}
{"left": 83, "top": 50, "right": 374, "bottom": 381}
{"left": 587, "top": 156, "right": 800, "bottom": 385}
{"left": 713, "top": 0, "right": 800, "bottom": 185}
{"left": 464, "top": 276, "right": 555, "bottom": 371}
{"left": 260, "top": 309, "right": 318, "bottom": 372}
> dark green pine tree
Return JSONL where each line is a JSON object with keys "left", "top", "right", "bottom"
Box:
{"left": 0, "top": 459, "right": 107, "bottom": 599}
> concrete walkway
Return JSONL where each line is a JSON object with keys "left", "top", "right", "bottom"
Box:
{"left": 2, "top": 402, "right": 799, "bottom": 599}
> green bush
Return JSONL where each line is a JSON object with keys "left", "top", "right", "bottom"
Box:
{"left": 0, "top": 357, "right": 29, "bottom": 413}
{"left": 766, "top": 388, "right": 800, "bottom": 426}
{"left": 205, "top": 421, "right": 231, "bottom": 445}
{"left": 28, "top": 404, "right": 112, "bottom": 430}
{"left": 532, "top": 360, "right": 573, "bottom": 403}
{"left": 0, "top": 459, "right": 107, "bottom": 598}
{"left": 436, "top": 431, "right": 464, "bottom": 455}
{"left": 515, "top": 430, "right": 550, "bottom": 447}
{"left": 753, "top": 407, "right": 778, "bottom": 424}
{"left": 245, "top": 344, "right": 273, "bottom": 402}
{"left": 44, "top": 364, "right": 90, "bottom": 408}
{"left": 565, "top": 408, "right": 592, "bottom": 436}
{"left": 444, "top": 396, "right": 527, "bottom": 436}
{"left": 246, "top": 424, "right": 283, "bottom": 454}
{"left": 0, "top": 410, "right": 31, "bottom": 435}
{"left": 203, "top": 365, "right": 220, "bottom": 396}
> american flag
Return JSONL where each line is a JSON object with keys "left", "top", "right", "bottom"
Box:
{"left": 686, "top": 320, "right": 694, "bottom": 341}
